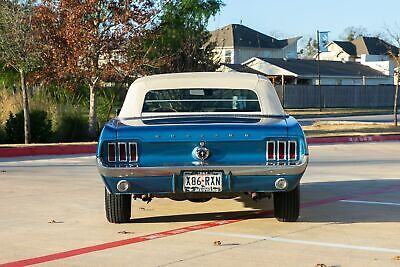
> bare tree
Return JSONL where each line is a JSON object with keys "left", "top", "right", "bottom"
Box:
{"left": 0, "top": 0, "right": 41, "bottom": 144}
{"left": 340, "top": 26, "right": 367, "bottom": 41}
{"left": 298, "top": 37, "right": 318, "bottom": 59}
{"left": 385, "top": 26, "right": 400, "bottom": 127}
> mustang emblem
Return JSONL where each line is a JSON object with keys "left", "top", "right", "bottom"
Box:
{"left": 195, "top": 141, "right": 209, "bottom": 160}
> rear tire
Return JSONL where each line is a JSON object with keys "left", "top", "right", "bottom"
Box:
{"left": 273, "top": 185, "right": 300, "bottom": 222}
{"left": 105, "top": 188, "right": 131, "bottom": 223}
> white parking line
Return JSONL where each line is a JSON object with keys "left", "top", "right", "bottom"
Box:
{"left": 340, "top": 200, "right": 400, "bottom": 206}
{"left": 197, "top": 231, "right": 400, "bottom": 254}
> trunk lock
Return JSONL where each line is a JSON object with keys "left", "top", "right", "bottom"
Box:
{"left": 194, "top": 141, "right": 210, "bottom": 161}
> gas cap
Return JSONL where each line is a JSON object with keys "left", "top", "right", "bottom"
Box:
{"left": 193, "top": 141, "right": 210, "bottom": 160}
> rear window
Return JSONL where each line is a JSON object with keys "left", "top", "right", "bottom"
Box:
{"left": 142, "top": 88, "right": 260, "bottom": 113}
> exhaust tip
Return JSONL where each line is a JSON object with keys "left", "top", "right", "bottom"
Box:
{"left": 275, "top": 178, "right": 288, "bottom": 190}
{"left": 117, "top": 180, "right": 130, "bottom": 192}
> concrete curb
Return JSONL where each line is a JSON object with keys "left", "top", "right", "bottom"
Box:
{"left": 0, "top": 134, "right": 399, "bottom": 158}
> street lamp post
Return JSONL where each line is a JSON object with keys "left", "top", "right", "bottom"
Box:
{"left": 316, "top": 30, "right": 329, "bottom": 112}
{"left": 317, "top": 30, "right": 322, "bottom": 112}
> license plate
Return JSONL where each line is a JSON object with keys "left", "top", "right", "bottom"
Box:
{"left": 183, "top": 171, "right": 223, "bottom": 192}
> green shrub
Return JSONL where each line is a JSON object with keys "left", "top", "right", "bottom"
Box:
{"left": 56, "top": 114, "right": 89, "bottom": 142}
{"left": 5, "top": 110, "right": 53, "bottom": 143}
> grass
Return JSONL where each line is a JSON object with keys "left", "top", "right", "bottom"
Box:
{"left": 0, "top": 90, "right": 21, "bottom": 123}
{"left": 303, "top": 121, "right": 400, "bottom": 137}
{"left": 287, "top": 108, "right": 393, "bottom": 118}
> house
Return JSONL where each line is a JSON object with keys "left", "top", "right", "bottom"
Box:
{"left": 319, "top": 36, "right": 398, "bottom": 80}
{"left": 220, "top": 57, "right": 390, "bottom": 86}
{"left": 320, "top": 36, "right": 398, "bottom": 62}
{"left": 209, "top": 24, "right": 301, "bottom": 64}
{"left": 318, "top": 41, "right": 358, "bottom": 62}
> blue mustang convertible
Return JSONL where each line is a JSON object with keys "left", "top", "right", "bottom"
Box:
{"left": 97, "top": 72, "right": 308, "bottom": 223}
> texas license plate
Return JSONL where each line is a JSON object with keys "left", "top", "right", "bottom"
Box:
{"left": 183, "top": 171, "right": 223, "bottom": 192}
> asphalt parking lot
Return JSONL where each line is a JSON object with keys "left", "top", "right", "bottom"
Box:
{"left": 0, "top": 142, "right": 400, "bottom": 267}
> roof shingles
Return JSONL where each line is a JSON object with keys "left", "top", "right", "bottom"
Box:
{"left": 210, "top": 24, "right": 288, "bottom": 49}
{"left": 253, "top": 58, "right": 386, "bottom": 77}
{"left": 220, "top": 64, "right": 268, "bottom": 76}
{"left": 334, "top": 37, "right": 399, "bottom": 56}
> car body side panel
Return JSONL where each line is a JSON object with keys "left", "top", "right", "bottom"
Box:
{"left": 286, "top": 116, "right": 309, "bottom": 156}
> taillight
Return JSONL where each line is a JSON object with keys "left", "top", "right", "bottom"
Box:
{"left": 129, "top": 142, "right": 138, "bottom": 162}
{"left": 108, "top": 143, "right": 116, "bottom": 162}
{"left": 267, "top": 141, "right": 276, "bottom": 160}
{"left": 266, "top": 140, "right": 297, "bottom": 162}
{"left": 288, "top": 141, "right": 297, "bottom": 160}
{"left": 118, "top": 142, "right": 127, "bottom": 162}
{"left": 106, "top": 142, "right": 138, "bottom": 163}
{"left": 277, "top": 141, "right": 286, "bottom": 160}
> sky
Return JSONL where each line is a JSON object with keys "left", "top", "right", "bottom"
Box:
{"left": 207, "top": 0, "right": 400, "bottom": 46}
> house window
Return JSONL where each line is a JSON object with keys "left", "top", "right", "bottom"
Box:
{"left": 297, "top": 79, "right": 312, "bottom": 85}
{"left": 224, "top": 50, "right": 232, "bottom": 64}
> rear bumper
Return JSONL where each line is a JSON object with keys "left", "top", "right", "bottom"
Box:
{"left": 97, "top": 156, "right": 308, "bottom": 194}
{"left": 96, "top": 155, "right": 308, "bottom": 177}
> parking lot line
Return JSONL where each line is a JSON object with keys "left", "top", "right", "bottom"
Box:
{"left": 340, "top": 200, "right": 400, "bottom": 206}
{"left": 1, "top": 185, "right": 400, "bottom": 267}
{"left": 197, "top": 231, "right": 400, "bottom": 254}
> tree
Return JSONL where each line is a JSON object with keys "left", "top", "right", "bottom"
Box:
{"left": 298, "top": 37, "right": 318, "bottom": 59}
{"left": 340, "top": 26, "right": 367, "bottom": 41}
{"left": 385, "top": 26, "right": 400, "bottom": 127}
{"left": 134, "top": 0, "right": 223, "bottom": 73}
{"left": 34, "top": 0, "right": 157, "bottom": 139}
{"left": 0, "top": 0, "right": 41, "bottom": 144}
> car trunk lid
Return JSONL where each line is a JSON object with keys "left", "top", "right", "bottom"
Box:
{"left": 114, "top": 116, "right": 287, "bottom": 166}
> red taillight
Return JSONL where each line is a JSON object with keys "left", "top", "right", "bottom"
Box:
{"left": 278, "top": 141, "right": 286, "bottom": 160}
{"left": 107, "top": 142, "right": 138, "bottom": 163}
{"left": 267, "top": 140, "right": 297, "bottom": 162}
{"left": 288, "top": 141, "right": 297, "bottom": 160}
{"left": 129, "top": 142, "right": 138, "bottom": 162}
{"left": 118, "top": 143, "right": 127, "bottom": 162}
{"left": 108, "top": 143, "right": 116, "bottom": 162}
{"left": 267, "top": 141, "right": 275, "bottom": 160}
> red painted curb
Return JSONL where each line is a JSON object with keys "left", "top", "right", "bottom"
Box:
{"left": 307, "top": 134, "right": 400, "bottom": 144}
{"left": 0, "top": 134, "right": 399, "bottom": 158}
{"left": 0, "top": 145, "right": 96, "bottom": 158}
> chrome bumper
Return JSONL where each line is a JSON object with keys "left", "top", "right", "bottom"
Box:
{"left": 97, "top": 155, "right": 309, "bottom": 177}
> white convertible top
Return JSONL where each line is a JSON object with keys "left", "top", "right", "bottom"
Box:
{"left": 118, "top": 72, "right": 284, "bottom": 118}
